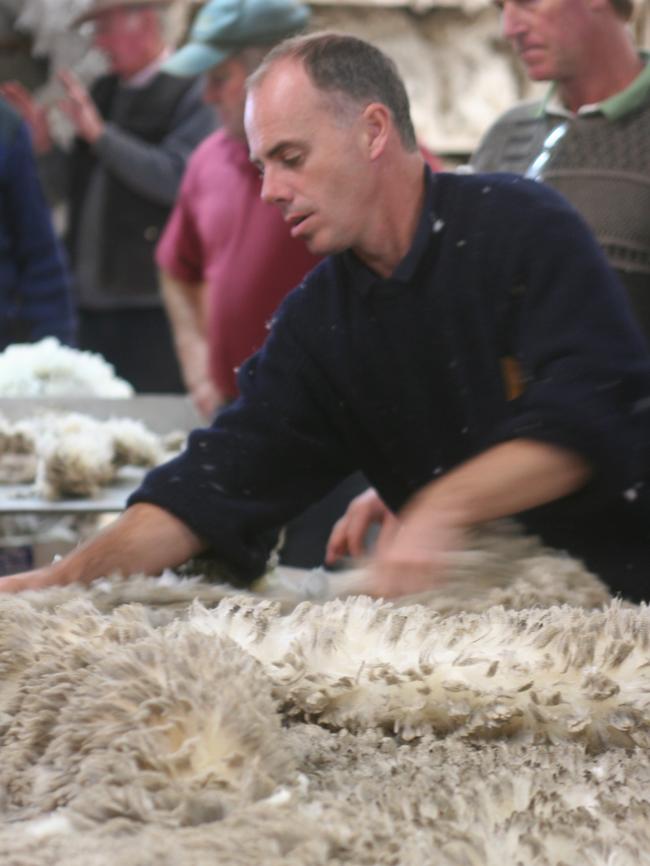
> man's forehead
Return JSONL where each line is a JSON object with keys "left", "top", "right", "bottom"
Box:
{"left": 247, "top": 67, "right": 303, "bottom": 121}
{"left": 252, "top": 59, "right": 316, "bottom": 108}
{"left": 93, "top": 6, "right": 143, "bottom": 28}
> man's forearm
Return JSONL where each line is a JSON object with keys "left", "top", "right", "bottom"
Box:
{"left": 160, "top": 270, "right": 224, "bottom": 418}
{"left": 0, "top": 503, "right": 207, "bottom": 592}
{"left": 370, "top": 438, "right": 593, "bottom": 597}
{"left": 409, "top": 438, "right": 592, "bottom": 526}
{"left": 160, "top": 271, "right": 208, "bottom": 388}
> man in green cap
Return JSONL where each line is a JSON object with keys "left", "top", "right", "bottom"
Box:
{"left": 156, "top": 0, "right": 317, "bottom": 418}
{"left": 157, "top": 0, "right": 368, "bottom": 568}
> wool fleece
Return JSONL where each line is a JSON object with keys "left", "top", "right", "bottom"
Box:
{"left": 0, "top": 524, "right": 649, "bottom": 866}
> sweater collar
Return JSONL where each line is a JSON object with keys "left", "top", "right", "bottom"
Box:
{"left": 540, "top": 51, "right": 650, "bottom": 121}
{"left": 341, "top": 164, "right": 439, "bottom": 296}
{"left": 122, "top": 49, "right": 172, "bottom": 89}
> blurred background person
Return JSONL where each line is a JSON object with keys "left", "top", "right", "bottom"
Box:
{"left": 472, "top": 0, "right": 650, "bottom": 339}
{"left": 0, "top": 95, "right": 75, "bottom": 350}
{"left": 158, "top": 0, "right": 442, "bottom": 419}
{"left": 157, "top": 0, "right": 368, "bottom": 568}
{"left": 157, "top": 0, "right": 318, "bottom": 419}
{"left": 1, "top": 0, "right": 216, "bottom": 390}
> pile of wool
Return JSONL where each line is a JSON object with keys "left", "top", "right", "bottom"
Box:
{"left": 0, "top": 338, "right": 133, "bottom": 397}
{"left": 1, "top": 590, "right": 650, "bottom": 866}
{"left": 0, "top": 416, "right": 38, "bottom": 483}
{"left": 0, "top": 410, "right": 176, "bottom": 499}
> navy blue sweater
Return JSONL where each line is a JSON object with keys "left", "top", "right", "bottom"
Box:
{"left": 131, "top": 169, "right": 650, "bottom": 597}
{"left": 0, "top": 99, "right": 75, "bottom": 348}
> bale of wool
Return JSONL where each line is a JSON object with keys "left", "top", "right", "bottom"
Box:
{"left": 0, "top": 416, "right": 37, "bottom": 483}
{"left": 34, "top": 413, "right": 116, "bottom": 499}
{"left": 0, "top": 411, "right": 180, "bottom": 500}
{"left": 107, "top": 417, "right": 166, "bottom": 468}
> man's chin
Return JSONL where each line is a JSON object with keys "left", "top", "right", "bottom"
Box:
{"left": 304, "top": 235, "right": 347, "bottom": 257}
{"left": 519, "top": 57, "right": 553, "bottom": 82}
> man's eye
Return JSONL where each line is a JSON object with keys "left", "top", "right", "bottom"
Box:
{"left": 282, "top": 154, "right": 302, "bottom": 168}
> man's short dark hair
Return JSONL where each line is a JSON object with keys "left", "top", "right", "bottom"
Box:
{"left": 249, "top": 32, "right": 418, "bottom": 152}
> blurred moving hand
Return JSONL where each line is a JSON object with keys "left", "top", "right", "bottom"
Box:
{"left": 326, "top": 485, "right": 459, "bottom": 599}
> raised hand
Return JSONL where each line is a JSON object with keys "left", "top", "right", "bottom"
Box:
{"left": 56, "top": 69, "right": 105, "bottom": 144}
{"left": 0, "top": 81, "right": 53, "bottom": 153}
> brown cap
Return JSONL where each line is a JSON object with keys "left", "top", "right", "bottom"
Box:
{"left": 72, "top": 0, "right": 175, "bottom": 28}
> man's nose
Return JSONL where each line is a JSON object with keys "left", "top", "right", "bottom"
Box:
{"left": 501, "top": 1, "right": 527, "bottom": 40}
{"left": 260, "top": 167, "right": 289, "bottom": 205}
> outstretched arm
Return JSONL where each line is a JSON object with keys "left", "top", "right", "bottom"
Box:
{"left": 0, "top": 503, "right": 207, "bottom": 593}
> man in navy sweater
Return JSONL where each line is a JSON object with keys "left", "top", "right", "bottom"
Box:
{"left": 1, "top": 33, "right": 649, "bottom": 600}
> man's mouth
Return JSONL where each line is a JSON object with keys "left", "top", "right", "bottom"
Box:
{"left": 518, "top": 44, "right": 545, "bottom": 59}
{"left": 287, "top": 213, "right": 313, "bottom": 236}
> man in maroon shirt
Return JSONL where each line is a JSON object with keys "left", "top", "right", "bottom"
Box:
{"left": 156, "top": 0, "right": 317, "bottom": 419}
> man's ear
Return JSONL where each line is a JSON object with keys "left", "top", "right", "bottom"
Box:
{"left": 362, "top": 102, "right": 391, "bottom": 160}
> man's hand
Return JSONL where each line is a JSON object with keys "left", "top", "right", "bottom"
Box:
{"left": 57, "top": 69, "right": 105, "bottom": 144}
{"left": 370, "top": 497, "right": 463, "bottom": 598}
{"left": 189, "top": 378, "right": 224, "bottom": 421}
{"left": 0, "top": 567, "right": 69, "bottom": 594}
{"left": 0, "top": 81, "right": 53, "bottom": 154}
{"left": 325, "top": 487, "right": 398, "bottom": 564}
{"left": 0, "top": 504, "right": 206, "bottom": 595}
{"left": 341, "top": 439, "right": 591, "bottom": 600}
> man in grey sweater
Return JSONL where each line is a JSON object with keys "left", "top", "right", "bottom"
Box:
{"left": 1, "top": 0, "right": 215, "bottom": 391}
{"left": 471, "top": 0, "right": 650, "bottom": 340}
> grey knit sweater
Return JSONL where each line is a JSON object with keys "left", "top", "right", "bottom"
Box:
{"left": 472, "top": 98, "right": 650, "bottom": 338}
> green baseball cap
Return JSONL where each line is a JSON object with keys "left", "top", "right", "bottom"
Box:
{"left": 162, "top": 0, "right": 310, "bottom": 77}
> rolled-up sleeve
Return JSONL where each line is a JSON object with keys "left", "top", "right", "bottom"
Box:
{"left": 128, "top": 298, "right": 352, "bottom": 581}
{"left": 487, "top": 185, "right": 650, "bottom": 496}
